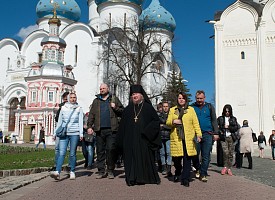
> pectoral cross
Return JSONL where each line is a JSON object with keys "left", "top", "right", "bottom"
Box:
{"left": 134, "top": 116, "right": 138, "bottom": 123}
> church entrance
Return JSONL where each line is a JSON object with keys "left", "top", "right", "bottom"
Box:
{"left": 8, "top": 97, "right": 26, "bottom": 131}
{"left": 23, "top": 125, "right": 32, "bottom": 143}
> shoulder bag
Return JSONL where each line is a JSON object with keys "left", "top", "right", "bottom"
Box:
{"left": 56, "top": 108, "right": 76, "bottom": 138}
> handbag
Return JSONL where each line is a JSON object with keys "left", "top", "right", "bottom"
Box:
{"left": 252, "top": 132, "right": 257, "bottom": 142}
{"left": 56, "top": 108, "right": 76, "bottom": 138}
{"left": 84, "top": 133, "right": 94, "bottom": 143}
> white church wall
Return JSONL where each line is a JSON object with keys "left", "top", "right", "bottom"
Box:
{"left": 22, "top": 34, "right": 47, "bottom": 67}
{"left": 61, "top": 25, "right": 101, "bottom": 112}
{"left": 218, "top": 3, "right": 260, "bottom": 132}
{"left": 97, "top": 3, "right": 141, "bottom": 32}
{"left": 0, "top": 41, "right": 19, "bottom": 85}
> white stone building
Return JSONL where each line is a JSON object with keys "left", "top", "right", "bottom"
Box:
{"left": 212, "top": 0, "right": 275, "bottom": 134}
{"left": 0, "top": 0, "right": 177, "bottom": 143}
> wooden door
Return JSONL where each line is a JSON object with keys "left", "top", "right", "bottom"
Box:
{"left": 23, "top": 125, "right": 31, "bottom": 143}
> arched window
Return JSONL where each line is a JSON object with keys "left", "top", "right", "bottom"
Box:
{"left": 8, "top": 97, "right": 26, "bottom": 131}
{"left": 241, "top": 51, "right": 245, "bottom": 59}
{"left": 75, "top": 45, "right": 78, "bottom": 63}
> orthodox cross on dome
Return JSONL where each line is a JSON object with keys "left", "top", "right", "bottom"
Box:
{"left": 50, "top": 0, "right": 60, "bottom": 19}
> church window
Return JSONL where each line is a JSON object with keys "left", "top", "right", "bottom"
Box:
{"left": 241, "top": 51, "right": 245, "bottom": 59}
{"left": 58, "top": 52, "right": 63, "bottom": 62}
{"left": 50, "top": 50, "right": 56, "bottom": 60}
{"left": 124, "top": 13, "right": 126, "bottom": 29}
{"left": 38, "top": 53, "right": 42, "bottom": 63}
{"left": 48, "top": 91, "right": 54, "bottom": 102}
{"left": 7, "top": 57, "right": 10, "bottom": 70}
{"left": 75, "top": 45, "right": 78, "bottom": 63}
{"left": 31, "top": 91, "right": 37, "bottom": 102}
{"left": 109, "top": 13, "right": 112, "bottom": 27}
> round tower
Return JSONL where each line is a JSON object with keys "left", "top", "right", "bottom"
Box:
{"left": 95, "top": 0, "right": 144, "bottom": 32}
{"left": 139, "top": 0, "right": 176, "bottom": 63}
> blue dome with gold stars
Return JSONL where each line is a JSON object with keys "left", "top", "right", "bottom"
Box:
{"left": 36, "top": 0, "right": 81, "bottom": 21}
{"left": 139, "top": 0, "right": 176, "bottom": 32}
{"left": 95, "top": 0, "right": 143, "bottom": 6}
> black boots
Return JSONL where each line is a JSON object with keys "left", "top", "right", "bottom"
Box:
{"left": 167, "top": 165, "right": 172, "bottom": 177}
{"left": 161, "top": 165, "right": 167, "bottom": 175}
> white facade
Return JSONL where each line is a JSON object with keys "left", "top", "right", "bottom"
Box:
{"left": 213, "top": 0, "right": 275, "bottom": 134}
{"left": 0, "top": 0, "right": 176, "bottom": 142}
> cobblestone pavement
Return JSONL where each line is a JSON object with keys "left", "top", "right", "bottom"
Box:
{"left": 0, "top": 143, "right": 274, "bottom": 200}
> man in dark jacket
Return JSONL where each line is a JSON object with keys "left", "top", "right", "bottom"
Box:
{"left": 268, "top": 130, "right": 275, "bottom": 160}
{"left": 87, "top": 83, "right": 124, "bottom": 179}
{"left": 158, "top": 101, "right": 172, "bottom": 176}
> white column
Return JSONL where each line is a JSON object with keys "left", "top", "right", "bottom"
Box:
{"left": 214, "top": 23, "right": 224, "bottom": 113}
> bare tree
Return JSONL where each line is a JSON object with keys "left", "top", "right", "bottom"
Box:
{"left": 96, "top": 17, "right": 174, "bottom": 98}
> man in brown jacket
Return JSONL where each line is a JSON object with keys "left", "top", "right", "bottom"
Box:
{"left": 87, "top": 83, "right": 124, "bottom": 179}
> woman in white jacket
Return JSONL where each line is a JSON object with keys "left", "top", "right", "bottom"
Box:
{"left": 238, "top": 120, "right": 253, "bottom": 169}
{"left": 50, "top": 92, "right": 83, "bottom": 180}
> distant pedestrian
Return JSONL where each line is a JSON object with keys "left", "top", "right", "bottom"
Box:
{"left": 36, "top": 127, "right": 46, "bottom": 149}
{"left": 217, "top": 104, "right": 239, "bottom": 176}
{"left": 0, "top": 129, "right": 3, "bottom": 143}
{"left": 238, "top": 120, "right": 253, "bottom": 169}
{"left": 268, "top": 130, "right": 275, "bottom": 160}
{"left": 82, "top": 112, "right": 96, "bottom": 170}
{"left": 158, "top": 101, "right": 172, "bottom": 176}
{"left": 258, "top": 131, "right": 266, "bottom": 158}
{"left": 50, "top": 92, "right": 84, "bottom": 180}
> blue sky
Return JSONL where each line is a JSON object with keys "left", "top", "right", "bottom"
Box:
{"left": 0, "top": 0, "right": 236, "bottom": 103}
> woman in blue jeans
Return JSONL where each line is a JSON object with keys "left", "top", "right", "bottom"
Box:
{"left": 50, "top": 92, "right": 83, "bottom": 180}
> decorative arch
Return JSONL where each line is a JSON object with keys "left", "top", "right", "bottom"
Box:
{"left": 60, "top": 22, "right": 97, "bottom": 41}
{"left": 0, "top": 38, "right": 20, "bottom": 50}
{"left": 20, "top": 30, "right": 48, "bottom": 55}
{"left": 220, "top": 1, "right": 259, "bottom": 25}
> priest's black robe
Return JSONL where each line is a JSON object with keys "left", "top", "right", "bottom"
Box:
{"left": 117, "top": 101, "right": 161, "bottom": 186}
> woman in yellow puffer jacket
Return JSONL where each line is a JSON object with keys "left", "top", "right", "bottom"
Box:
{"left": 166, "top": 92, "right": 202, "bottom": 187}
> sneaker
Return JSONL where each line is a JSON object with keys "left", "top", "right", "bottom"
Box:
{"left": 221, "top": 167, "right": 227, "bottom": 175}
{"left": 200, "top": 176, "right": 208, "bottom": 182}
{"left": 50, "top": 171, "right": 60, "bottom": 180}
{"left": 195, "top": 171, "right": 200, "bottom": 179}
{"left": 227, "top": 169, "right": 233, "bottom": 176}
{"left": 87, "top": 166, "right": 92, "bottom": 170}
{"left": 96, "top": 173, "right": 107, "bottom": 179}
{"left": 108, "top": 172, "right": 115, "bottom": 179}
{"left": 70, "top": 172, "right": 76, "bottom": 180}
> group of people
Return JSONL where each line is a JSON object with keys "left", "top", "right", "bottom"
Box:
{"left": 48, "top": 83, "right": 275, "bottom": 187}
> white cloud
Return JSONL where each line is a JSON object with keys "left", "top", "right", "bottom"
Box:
{"left": 16, "top": 24, "right": 39, "bottom": 41}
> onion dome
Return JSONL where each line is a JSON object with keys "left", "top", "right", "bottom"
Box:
{"left": 36, "top": 0, "right": 81, "bottom": 21}
{"left": 139, "top": 0, "right": 176, "bottom": 32}
{"left": 95, "top": 0, "right": 143, "bottom": 6}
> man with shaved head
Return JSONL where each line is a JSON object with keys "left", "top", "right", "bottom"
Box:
{"left": 87, "top": 83, "right": 124, "bottom": 179}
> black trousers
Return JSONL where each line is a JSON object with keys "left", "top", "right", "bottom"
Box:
{"left": 96, "top": 128, "right": 117, "bottom": 173}
{"left": 239, "top": 152, "right": 252, "bottom": 169}
{"left": 172, "top": 141, "right": 192, "bottom": 181}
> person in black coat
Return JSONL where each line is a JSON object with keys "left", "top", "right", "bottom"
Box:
{"left": 217, "top": 104, "right": 239, "bottom": 176}
{"left": 36, "top": 127, "right": 46, "bottom": 149}
{"left": 117, "top": 85, "right": 161, "bottom": 186}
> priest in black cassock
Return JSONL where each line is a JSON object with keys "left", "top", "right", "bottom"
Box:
{"left": 117, "top": 85, "right": 161, "bottom": 186}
